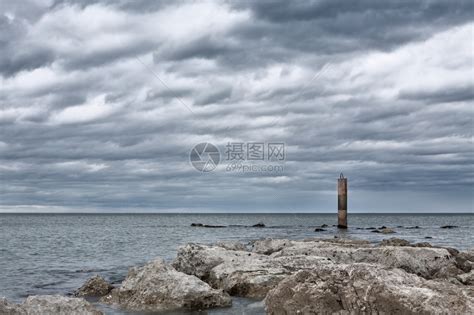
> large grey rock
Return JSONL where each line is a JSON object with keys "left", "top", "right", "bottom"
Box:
{"left": 380, "top": 237, "right": 411, "bottom": 246}
{"left": 458, "top": 270, "right": 474, "bottom": 285}
{"left": 0, "top": 298, "right": 23, "bottom": 315}
{"left": 173, "top": 243, "right": 334, "bottom": 298}
{"left": 455, "top": 249, "right": 474, "bottom": 272}
{"left": 0, "top": 296, "right": 103, "bottom": 315}
{"left": 215, "top": 240, "right": 247, "bottom": 251}
{"left": 101, "top": 258, "right": 231, "bottom": 311}
{"left": 173, "top": 243, "right": 288, "bottom": 298}
{"left": 251, "top": 238, "right": 294, "bottom": 255}
{"left": 265, "top": 263, "right": 474, "bottom": 315}
{"left": 270, "top": 239, "right": 459, "bottom": 279}
{"left": 74, "top": 275, "right": 113, "bottom": 297}
{"left": 173, "top": 238, "right": 463, "bottom": 299}
{"left": 251, "top": 238, "right": 370, "bottom": 255}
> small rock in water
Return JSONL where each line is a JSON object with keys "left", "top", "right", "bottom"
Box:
{"left": 372, "top": 228, "right": 395, "bottom": 234}
{"left": 74, "top": 275, "right": 113, "bottom": 297}
{"left": 407, "top": 226, "right": 420, "bottom": 229}
{"left": 191, "top": 223, "right": 226, "bottom": 228}
{"left": 252, "top": 222, "right": 265, "bottom": 228}
{"left": 320, "top": 224, "right": 328, "bottom": 228}
{"left": 441, "top": 225, "right": 459, "bottom": 229}
{"left": 425, "top": 236, "right": 433, "bottom": 239}
{"left": 314, "top": 228, "right": 326, "bottom": 232}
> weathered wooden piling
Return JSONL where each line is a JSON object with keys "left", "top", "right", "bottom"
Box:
{"left": 337, "top": 173, "right": 347, "bottom": 228}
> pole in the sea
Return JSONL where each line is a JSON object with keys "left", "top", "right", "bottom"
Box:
{"left": 337, "top": 173, "right": 348, "bottom": 229}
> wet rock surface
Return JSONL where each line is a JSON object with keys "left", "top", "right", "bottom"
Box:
{"left": 265, "top": 263, "right": 474, "bottom": 315}
{"left": 101, "top": 258, "right": 231, "bottom": 312}
{"left": 74, "top": 275, "right": 113, "bottom": 297}
{"left": 0, "top": 295, "right": 103, "bottom": 315}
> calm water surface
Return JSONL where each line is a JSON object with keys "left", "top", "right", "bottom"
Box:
{"left": 0, "top": 213, "right": 472, "bottom": 314}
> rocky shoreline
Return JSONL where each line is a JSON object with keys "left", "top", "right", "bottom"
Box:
{"left": 2, "top": 236, "right": 473, "bottom": 314}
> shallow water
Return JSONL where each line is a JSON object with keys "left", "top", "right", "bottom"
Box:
{"left": 0, "top": 213, "right": 472, "bottom": 314}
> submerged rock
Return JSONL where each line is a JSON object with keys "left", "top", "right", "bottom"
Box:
{"left": 74, "top": 275, "right": 113, "bottom": 297}
{"left": 313, "top": 228, "right": 326, "bottom": 232}
{"left": 371, "top": 227, "right": 395, "bottom": 234}
{"left": 190, "top": 223, "right": 226, "bottom": 228}
{"left": 252, "top": 222, "right": 265, "bottom": 228}
{"left": 101, "top": 258, "right": 231, "bottom": 312}
{"left": 441, "top": 225, "right": 459, "bottom": 229}
{"left": 265, "top": 263, "right": 474, "bottom": 315}
{"left": 0, "top": 295, "right": 103, "bottom": 315}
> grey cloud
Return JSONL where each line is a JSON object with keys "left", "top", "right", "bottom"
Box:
{"left": 195, "top": 86, "right": 232, "bottom": 106}
{"left": 0, "top": 1, "right": 472, "bottom": 212}
{"left": 154, "top": 36, "right": 234, "bottom": 62}
{"left": 399, "top": 85, "right": 474, "bottom": 104}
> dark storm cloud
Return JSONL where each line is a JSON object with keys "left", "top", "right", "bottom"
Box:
{"left": 0, "top": 15, "right": 54, "bottom": 77}
{"left": 0, "top": 1, "right": 472, "bottom": 212}
{"left": 399, "top": 85, "right": 474, "bottom": 104}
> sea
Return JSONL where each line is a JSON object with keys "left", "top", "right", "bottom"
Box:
{"left": 0, "top": 213, "right": 472, "bottom": 314}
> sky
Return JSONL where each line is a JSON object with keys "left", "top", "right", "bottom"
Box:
{"left": 0, "top": 0, "right": 473, "bottom": 213}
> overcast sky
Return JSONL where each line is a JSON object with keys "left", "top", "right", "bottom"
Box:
{"left": 0, "top": 0, "right": 473, "bottom": 213}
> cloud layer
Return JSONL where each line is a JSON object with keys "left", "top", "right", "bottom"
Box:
{"left": 0, "top": 0, "right": 472, "bottom": 212}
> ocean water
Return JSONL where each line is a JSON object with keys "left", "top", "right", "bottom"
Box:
{"left": 0, "top": 213, "right": 472, "bottom": 314}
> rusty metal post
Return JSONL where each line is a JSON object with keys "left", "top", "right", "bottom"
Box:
{"left": 338, "top": 173, "right": 347, "bottom": 228}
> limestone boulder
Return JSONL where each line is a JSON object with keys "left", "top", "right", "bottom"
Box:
{"left": 74, "top": 275, "right": 113, "bottom": 297}
{"left": 0, "top": 296, "right": 103, "bottom": 315}
{"left": 101, "top": 258, "right": 231, "bottom": 312}
{"left": 271, "top": 240, "right": 459, "bottom": 279}
{"left": 265, "top": 263, "right": 474, "bottom": 315}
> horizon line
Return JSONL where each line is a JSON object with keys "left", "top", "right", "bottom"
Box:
{"left": 0, "top": 212, "right": 471, "bottom": 215}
